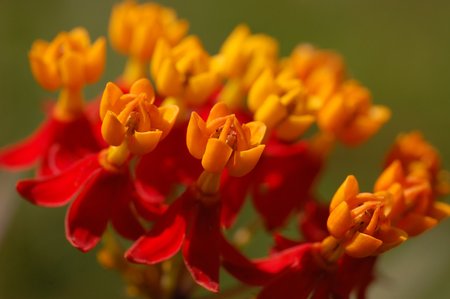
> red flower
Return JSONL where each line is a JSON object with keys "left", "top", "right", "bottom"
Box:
{"left": 0, "top": 111, "right": 102, "bottom": 177}
{"left": 17, "top": 152, "right": 162, "bottom": 252}
{"left": 126, "top": 187, "right": 223, "bottom": 292}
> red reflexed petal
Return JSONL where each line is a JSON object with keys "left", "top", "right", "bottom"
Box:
{"left": 125, "top": 194, "right": 190, "bottom": 264}
{"left": 183, "top": 201, "right": 221, "bottom": 292}
{"left": 0, "top": 117, "right": 56, "bottom": 170}
{"left": 65, "top": 169, "right": 114, "bottom": 252}
{"left": 258, "top": 268, "right": 317, "bottom": 299}
{"left": 251, "top": 139, "right": 322, "bottom": 229}
{"left": 17, "top": 154, "right": 101, "bottom": 207}
{"left": 300, "top": 201, "right": 329, "bottom": 242}
{"left": 135, "top": 124, "right": 202, "bottom": 202}
{"left": 272, "top": 233, "right": 302, "bottom": 252}
{"left": 109, "top": 174, "right": 146, "bottom": 241}
{"left": 220, "top": 172, "right": 252, "bottom": 228}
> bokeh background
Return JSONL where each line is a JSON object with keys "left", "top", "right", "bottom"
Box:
{"left": 0, "top": 0, "right": 449, "bottom": 298}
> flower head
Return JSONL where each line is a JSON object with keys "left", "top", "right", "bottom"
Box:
{"left": 151, "top": 36, "right": 219, "bottom": 107}
{"left": 100, "top": 78, "right": 179, "bottom": 162}
{"left": 186, "top": 102, "right": 266, "bottom": 176}
{"left": 326, "top": 175, "right": 407, "bottom": 258}
{"left": 29, "top": 27, "right": 105, "bottom": 91}
{"left": 317, "top": 80, "right": 391, "bottom": 145}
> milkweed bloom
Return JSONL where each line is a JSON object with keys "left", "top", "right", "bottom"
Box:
{"left": 17, "top": 79, "right": 178, "bottom": 252}
{"left": 0, "top": 28, "right": 105, "bottom": 176}
{"left": 126, "top": 103, "right": 266, "bottom": 292}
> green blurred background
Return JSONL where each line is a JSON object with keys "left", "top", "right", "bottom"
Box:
{"left": 0, "top": 0, "right": 449, "bottom": 298}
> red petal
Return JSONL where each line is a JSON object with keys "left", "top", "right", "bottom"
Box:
{"left": 16, "top": 154, "right": 101, "bottom": 207}
{"left": 109, "top": 173, "right": 146, "bottom": 241}
{"left": 300, "top": 201, "right": 329, "bottom": 242}
{"left": 272, "top": 233, "right": 302, "bottom": 252}
{"left": 251, "top": 139, "right": 322, "bottom": 229}
{"left": 125, "top": 193, "right": 191, "bottom": 264}
{"left": 183, "top": 201, "right": 222, "bottom": 292}
{"left": 39, "top": 115, "right": 103, "bottom": 176}
{"left": 258, "top": 268, "right": 317, "bottom": 299}
{"left": 135, "top": 124, "right": 202, "bottom": 202}
{"left": 65, "top": 169, "right": 113, "bottom": 252}
{"left": 0, "top": 117, "right": 56, "bottom": 170}
{"left": 220, "top": 172, "right": 252, "bottom": 228}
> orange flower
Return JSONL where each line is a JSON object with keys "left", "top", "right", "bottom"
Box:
{"left": 100, "top": 78, "right": 179, "bottom": 166}
{"left": 317, "top": 80, "right": 390, "bottom": 145}
{"left": 151, "top": 36, "right": 219, "bottom": 107}
{"left": 186, "top": 103, "right": 266, "bottom": 177}
{"left": 325, "top": 175, "right": 407, "bottom": 258}
{"left": 248, "top": 69, "right": 315, "bottom": 141}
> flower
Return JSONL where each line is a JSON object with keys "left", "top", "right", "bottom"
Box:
{"left": 213, "top": 24, "right": 279, "bottom": 109}
{"left": 16, "top": 79, "right": 178, "bottom": 252}
{"left": 317, "top": 80, "right": 391, "bottom": 145}
{"left": 109, "top": 0, "right": 188, "bottom": 86}
{"left": 151, "top": 36, "right": 220, "bottom": 108}
{"left": 248, "top": 68, "right": 315, "bottom": 141}
{"left": 0, "top": 28, "right": 105, "bottom": 176}
{"left": 186, "top": 102, "right": 266, "bottom": 176}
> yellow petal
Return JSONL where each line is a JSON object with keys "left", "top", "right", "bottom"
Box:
{"left": 429, "top": 201, "right": 450, "bottom": 221}
{"left": 155, "top": 58, "right": 183, "bottom": 96}
{"left": 102, "top": 111, "right": 125, "bottom": 146}
{"left": 276, "top": 114, "right": 315, "bottom": 141}
{"left": 202, "top": 138, "right": 233, "bottom": 173}
{"left": 130, "top": 78, "right": 155, "bottom": 100}
{"left": 329, "top": 175, "right": 359, "bottom": 211}
{"left": 217, "top": 79, "right": 245, "bottom": 110}
{"left": 397, "top": 213, "right": 437, "bottom": 237}
{"left": 345, "top": 232, "right": 382, "bottom": 258}
{"left": 28, "top": 54, "right": 60, "bottom": 91}
{"left": 207, "top": 102, "right": 231, "bottom": 123}
{"left": 327, "top": 201, "right": 353, "bottom": 239}
{"left": 130, "top": 23, "right": 157, "bottom": 62}
{"left": 374, "top": 160, "right": 404, "bottom": 192}
{"left": 228, "top": 145, "right": 265, "bottom": 177}
{"left": 248, "top": 69, "right": 275, "bottom": 112}
{"left": 100, "top": 82, "right": 124, "bottom": 120}
{"left": 151, "top": 38, "right": 171, "bottom": 79}
{"left": 59, "top": 52, "right": 85, "bottom": 88}
{"left": 155, "top": 105, "right": 179, "bottom": 139}
{"left": 128, "top": 130, "right": 162, "bottom": 155}
{"left": 375, "top": 225, "right": 407, "bottom": 254}
{"left": 85, "top": 37, "right": 106, "bottom": 84}
{"left": 243, "top": 121, "right": 266, "bottom": 146}
{"left": 254, "top": 94, "right": 287, "bottom": 130}
{"left": 186, "top": 112, "right": 208, "bottom": 159}
{"left": 185, "top": 72, "right": 219, "bottom": 106}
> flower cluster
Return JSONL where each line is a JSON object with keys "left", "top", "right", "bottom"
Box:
{"left": 1, "top": 1, "right": 448, "bottom": 298}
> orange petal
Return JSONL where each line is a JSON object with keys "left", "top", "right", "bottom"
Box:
{"left": 85, "top": 37, "right": 106, "bottom": 84}
{"left": 28, "top": 54, "right": 60, "bottom": 91}
{"left": 202, "top": 139, "right": 233, "bottom": 173}
{"left": 207, "top": 102, "right": 231, "bottom": 124}
{"left": 151, "top": 38, "right": 172, "bottom": 79}
{"left": 130, "top": 78, "right": 155, "bottom": 100}
{"left": 375, "top": 225, "right": 407, "bottom": 253}
{"left": 100, "top": 82, "right": 124, "bottom": 120}
{"left": 243, "top": 121, "right": 266, "bottom": 146}
{"left": 317, "top": 95, "right": 347, "bottom": 133}
{"left": 155, "top": 58, "right": 183, "bottom": 96}
{"left": 247, "top": 69, "right": 275, "bottom": 112}
{"left": 102, "top": 111, "right": 125, "bottom": 146}
{"left": 276, "top": 114, "right": 315, "bottom": 141}
{"left": 156, "top": 105, "right": 179, "bottom": 139}
{"left": 327, "top": 201, "right": 353, "bottom": 239}
{"left": 128, "top": 130, "right": 162, "bottom": 155}
{"left": 254, "top": 94, "right": 287, "bottom": 130}
{"left": 345, "top": 232, "right": 382, "bottom": 258}
{"left": 227, "top": 145, "right": 265, "bottom": 177}
{"left": 329, "top": 175, "right": 359, "bottom": 211}
{"left": 397, "top": 213, "right": 437, "bottom": 237}
{"left": 59, "top": 52, "right": 85, "bottom": 88}
{"left": 186, "top": 112, "right": 208, "bottom": 159}
{"left": 429, "top": 201, "right": 450, "bottom": 221}
{"left": 374, "top": 160, "right": 404, "bottom": 192}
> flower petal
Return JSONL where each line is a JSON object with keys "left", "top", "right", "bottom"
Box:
{"left": 186, "top": 112, "right": 208, "bottom": 159}
{"left": 65, "top": 170, "right": 112, "bottom": 252}
{"left": 227, "top": 145, "right": 265, "bottom": 177}
{"left": 183, "top": 201, "right": 221, "bottom": 292}
{"left": 202, "top": 138, "right": 233, "bottom": 173}
{"left": 327, "top": 201, "right": 353, "bottom": 239}
{"left": 345, "top": 232, "right": 382, "bottom": 258}
{"left": 101, "top": 111, "right": 125, "bottom": 146}
{"left": 329, "top": 175, "right": 359, "bottom": 211}
{"left": 17, "top": 154, "right": 101, "bottom": 207}
{"left": 128, "top": 130, "right": 162, "bottom": 155}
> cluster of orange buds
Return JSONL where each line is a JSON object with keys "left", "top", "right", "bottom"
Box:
{"left": 323, "top": 175, "right": 407, "bottom": 260}
{"left": 109, "top": 0, "right": 188, "bottom": 85}
{"left": 212, "top": 25, "right": 279, "bottom": 109}
{"left": 100, "top": 78, "right": 179, "bottom": 167}
{"left": 29, "top": 27, "right": 105, "bottom": 120}
{"left": 248, "top": 68, "right": 315, "bottom": 141}
{"left": 374, "top": 132, "right": 450, "bottom": 236}
{"left": 151, "top": 36, "right": 220, "bottom": 109}
{"left": 317, "top": 80, "right": 391, "bottom": 146}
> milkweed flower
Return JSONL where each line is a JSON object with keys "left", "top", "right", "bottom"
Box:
{"left": 0, "top": 28, "right": 105, "bottom": 176}
{"left": 213, "top": 24, "right": 279, "bottom": 109}
{"left": 109, "top": 0, "right": 188, "bottom": 88}
{"left": 17, "top": 79, "right": 178, "bottom": 252}
{"left": 317, "top": 80, "right": 391, "bottom": 146}
{"left": 126, "top": 103, "right": 266, "bottom": 292}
